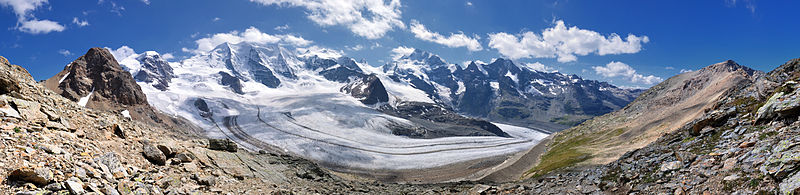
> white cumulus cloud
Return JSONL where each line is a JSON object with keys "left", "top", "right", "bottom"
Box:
{"left": 161, "top": 53, "right": 175, "bottom": 60}
{"left": 488, "top": 20, "right": 649, "bottom": 62}
{"left": 58, "top": 49, "right": 72, "bottom": 56}
{"left": 72, "top": 17, "right": 89, "bottom": 27}
{"left": 250, "top": 0, "right": 404, "bottom": 39}
{"left": 0, "top": 0, "right": 66, "bottom": 34}
{"left": 274, "top": 24, "right": 290, "bottom": 31}
{"left": 109, "top": 45, "right": 137, "bottom": 60}
{"left": 390, "top": 46, "right": 414, "bottom": 60}
{"left": 19, "top": 19, "right": 65, "bottom": 34}
{"left": 409, "top": 20, "right": 482, "bottom": 51}
{"left": 346, "top": 44, "right": 364, "bottom": 51}
{"left": 593, "top": 61, "right": 662, "bottom": 85}
{"left": 183, "top": 26, "right": 313, "bottom": 54}
{"left": 524, "top": 62, "right": 557, "bottom": 73}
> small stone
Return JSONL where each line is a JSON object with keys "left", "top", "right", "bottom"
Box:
{"left": 468, "top": 184, "right": 492, "bottom": 194}
{"left": 183, "top": 163, "right": 200, "bottom": 172}
{"left": 7, "top": 167, "right": 53, "bottom": 186}
{"left": 674, "top": 187, "right": 685, "bottom": 195}
{"left": 94, "top": 153, "right": 126, "bottom": 179}
{"left": 45, "top": 121, "right": 67, "bottom": 131}
{"left": 103, "top": 184, "right": 121, "bottom": 195}
{"left": 157, "top": 144, "right": 174, "bottom": 157}
{"left": 112, "top": 124, "right": 126, "bottom": 139}
{"left": 780, "top": 171, "right": 800, "bottom": 194}
{"left": 15, "top": 191, "right": 43, "bottom": 195}
{"left": 40, "top": 143, "right": 64, "bottom": 154}
{"left": 65, "top": 177, "right": 85, "bottom": 195}
{"left": 724, "top": 174, "right": 740, "bottom": 181}
{"left": 44, "top": 182, "right": 64, "bottom": 191}
{"left": 197, "top": 176, "right": 216, "bottom": 186}
{"left": 142, "top": 141, "right": 166, "bottom": 166}
{"left": 660, "top": 161, "right": 683, "bottom": 172}
{"left": 174, "top": 153, "right": 195, "bottom": 163}
{"left": 739, "top": 141, "right": 755, "bottom": 148}
{"left": 74, "top": 167, "right": 88, "bottom": 180}
{"left": 208, "top": 139, "right": 238, "bottom": 152}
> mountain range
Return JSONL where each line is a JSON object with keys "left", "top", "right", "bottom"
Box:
{"left": 117, "top": 41, "right": 643, "bottom": 132}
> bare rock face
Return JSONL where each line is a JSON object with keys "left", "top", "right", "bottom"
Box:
{"left": 44, "top": 48, "right": 148, "bottom": 109}
{"left": 0, "top": 56, "right": 24, "bottom": 95}
{"left": 340, "top": 74, "right": 389, "bottom": 105}
{"left": 208, "top": 139, "right": 238, "bottom": 152}
{"left": 218, "top": 71, "right": 244, "bottom": 94}
{"left": 132, "top": 52, "right": 175, "bottom": 91}
{"left": 379, "top": 102, "right": 511, "bottom": 138}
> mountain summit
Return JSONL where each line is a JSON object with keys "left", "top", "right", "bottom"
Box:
{"left": 43, "top": 48, "right": 148, "bottom": 108}
{"left": 43, "top": 48, "right": 190, "bottom": 128}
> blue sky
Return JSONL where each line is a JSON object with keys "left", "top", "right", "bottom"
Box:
{"left": 1, "top": 0, "right": 798, "bottom": 88}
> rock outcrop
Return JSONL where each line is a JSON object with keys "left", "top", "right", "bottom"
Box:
{"left": 380, "top": 102, "right": 512, "bottom": 138}
{"left": 340, "top": 74, "right": 389, "bottom": 105}
{"left": 43, "top": 47, "right": 148, "bottom": 108}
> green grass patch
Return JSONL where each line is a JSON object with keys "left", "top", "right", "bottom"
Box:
{"left": 526, "top": 134, "right": 592, "bottom": 178}
{"left": 608, "top": 128, "right": 626, "bottom": 137}
{"left": 759, "top": 131, "right": 778, "bottom": 140}
{"left": 549, "top": 115, "right": 586, "bottom": 126}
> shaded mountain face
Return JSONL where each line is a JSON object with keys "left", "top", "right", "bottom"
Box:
{"left": 526, "top": 59, "right": 763, "bottom": 177}
{"left": 131, "top": 51, "right": 175, "bottom": 91}
{"left": 43, "top": 48, "right": 148, "bottom": 109}
{"left": 383, "top": 49, "right": 643, "bottom": 131}
{"left": 340, "top": 74, "right": 389, "bottom": 105}
{"left": 180, "top": 42, "right": 301, "bottom": 88}
{"left": 379, "top": 102, "right": 511, "bottom": 139}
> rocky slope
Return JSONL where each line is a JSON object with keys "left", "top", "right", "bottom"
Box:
{"left": 524, "top": 60, "right": 762, "bottom": 178}
{"left": 461, "top": 58, "right": 799, "bottom": 194}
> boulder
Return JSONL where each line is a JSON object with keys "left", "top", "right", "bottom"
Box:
{"left": 94, "top": 153, "right": 127, "bottom": 179}
{"left": 0, "top": 56, "right": 21, "bottom": 95}
{"left": 65, "top": 177, "right": 85, "bottom": 195}
{"left": 0, "top": 97, "right": 21, "bottom": 118}
{"left": 780, "top": 171, "right": 800, "bottom": 195}
{"left": 660, "top": 161, "right": 683, "bottom": 172}
{"left": 111, "top": 124, "right": 126, "bottom": 139}
{"left": 757, "top": 83, "right": 800, "bottom": 122}
{"left": 208, "top": 139, "right": 238, "bottom": 152}
{"left": 7, "top": 167, "right": 53, "bottom": 186}
{"left": 157, "top": 144, "right": 175, "bottom": 158}
{"left": 197, "top": 176, "right": 216, "bottom": 186}
{"left": 175, "top": 153, "right": 195, "bottom": 163}
{"left": 142, "top": 142, "right": 167, "bottom": 166}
